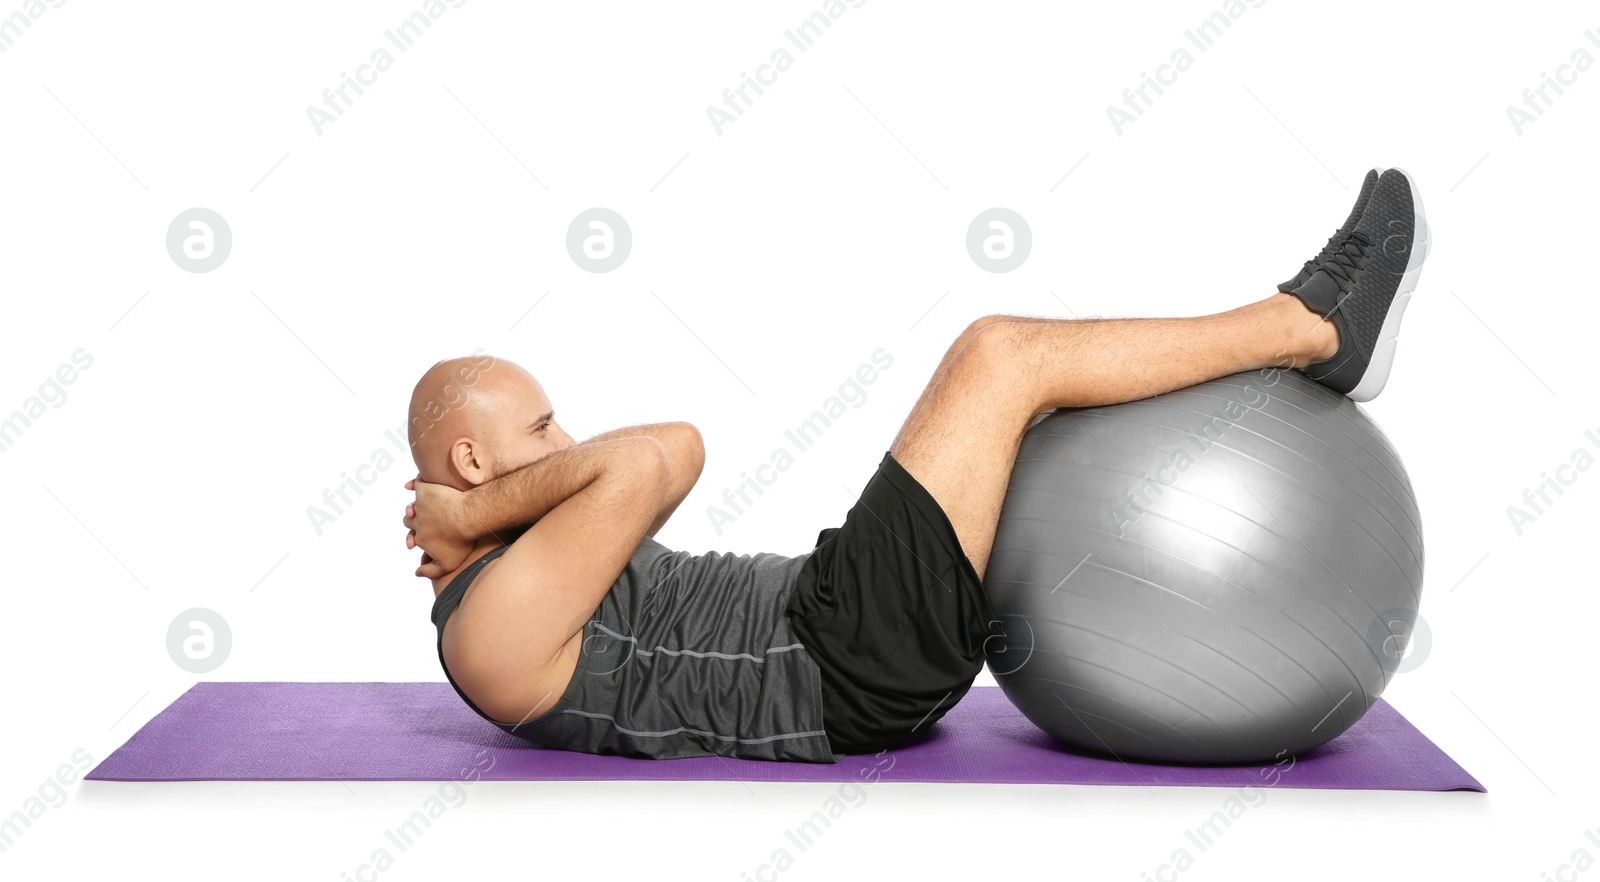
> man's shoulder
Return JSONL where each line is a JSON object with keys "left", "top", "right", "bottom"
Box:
{"left": 442, "top": 544, "right": 574, "bottom": 713}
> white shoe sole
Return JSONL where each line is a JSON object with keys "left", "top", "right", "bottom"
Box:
{"left": 1346, "top": 167, "right": 1430, "bottom": 402}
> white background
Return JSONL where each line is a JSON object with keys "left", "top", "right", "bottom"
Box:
{"left": 2, "top": 0, "right": 1596, "bottom": 879}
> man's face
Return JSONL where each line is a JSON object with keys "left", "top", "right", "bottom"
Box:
{"left": 485, "top": 373, "right": 576, "bottom": 478}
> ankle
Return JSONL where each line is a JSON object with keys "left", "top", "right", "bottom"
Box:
{"left": 1306, "top": 316, "right": 1340, "bottom": 364}
{"left": 1273, "top": 292, "right": 1340, "bottom": 367}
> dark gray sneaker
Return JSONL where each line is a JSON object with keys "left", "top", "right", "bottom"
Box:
{"left": 1289, "top": 167, "right": 1430, "bottom": 401}
{"left": 1279, "top": 168, "right": 1383, "bottom": 293}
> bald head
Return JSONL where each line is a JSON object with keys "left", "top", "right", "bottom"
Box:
{"left": 407, "top": 353, "right": 566, "bottom": 488}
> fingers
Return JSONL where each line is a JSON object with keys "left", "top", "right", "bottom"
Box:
{"left": 406, "top": 477, "right": 444, "bottom": 577}
{"left": 417, "top": 551, "right": 447, "bottom": 580}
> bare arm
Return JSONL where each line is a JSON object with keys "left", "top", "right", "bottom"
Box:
{"left": 407, "top": 436, "right": 670, "bottom": 576}
{"left": 576, "top": 422, "right": 704, "bottom": 537}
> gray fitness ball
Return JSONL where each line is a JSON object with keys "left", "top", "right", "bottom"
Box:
{"left": 981, "top": 368, "right": 1424, "bottom": 764}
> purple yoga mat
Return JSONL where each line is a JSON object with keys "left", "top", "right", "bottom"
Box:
{"left": 87, "top": 683, "right": 1483, "bottom": 791}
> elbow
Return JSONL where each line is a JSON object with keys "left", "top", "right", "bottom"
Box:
{"left": 676, "top": 422, "right": 706, "bottom": 477}
{"left": 631, "top": 436, "right": 674, "bottom": 493}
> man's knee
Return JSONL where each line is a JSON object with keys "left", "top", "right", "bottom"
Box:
{"left": 961, "top": 320, "right": 1017, "bottom": 372}
{"left": 963, "top": 314, "right": 1011, "bottom": 340}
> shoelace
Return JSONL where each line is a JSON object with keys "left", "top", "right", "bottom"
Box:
{"left": 1301, "top": 228, "right": 1345, "bottom": 276}
{"left": 1319, "top": 230, "right": 1374, "bottom": 291}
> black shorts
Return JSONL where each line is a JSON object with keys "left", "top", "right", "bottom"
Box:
{"left": 783, "top": 450, "right": 1002, "bottom": 754}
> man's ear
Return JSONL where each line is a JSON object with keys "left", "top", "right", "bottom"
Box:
{"left": 449, "top": 437, "right": 492, "bottom": 487}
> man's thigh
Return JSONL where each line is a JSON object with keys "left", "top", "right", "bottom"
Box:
{"left": 889, "top": 322, "right": 1036, "bottom": 580}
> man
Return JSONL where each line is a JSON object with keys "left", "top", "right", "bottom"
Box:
{"left": 404, "top": 167, "right": 1427, "bottom": 763}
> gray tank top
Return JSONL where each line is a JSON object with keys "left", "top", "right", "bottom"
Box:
{"left": 430, "top": 536, "right": 842, "bottom": 763}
